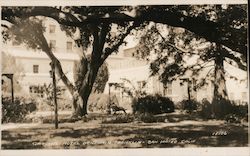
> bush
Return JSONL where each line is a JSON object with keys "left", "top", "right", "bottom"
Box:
{"left": 231, "top": 104, "right": 248, "bottom": 119}
{"left": 224, "top": 104, "right": 248, "bottom": 123}
{"left": 198, "top": 99, "right": 213, "bottom": 119}
{"left": 212, "top": 98, "right": 235, "bottom": 119}
{"left": 180, "top": 99, "right": 200, "bottom": 113}
{"left": 198, "top": 98, "right": 234, "bottom": 119}
{"left": 198, "top": 98, "right": 248, "bottom": 122}
{"left": 2, "top": 96, "right": 37, "bottom": 123}
{"left": 132, "top": 94, "right": 175, "bottom": 115}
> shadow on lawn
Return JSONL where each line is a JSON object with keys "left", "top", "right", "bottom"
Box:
{"left": 1, "top": 114, "right": 248, "bottom": 149}
{"left": 2, "top": 131, "right": 45, "bottom": 149}
{"left": 52, "top": 123, "right": 248, "bottom": 147}
{"left": 121, "top": 124, "right": 248, "bottom": 147}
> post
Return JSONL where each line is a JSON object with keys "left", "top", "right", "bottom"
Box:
{"left": 2, "top": 74, "right": 14, "bottom": 103}
{"left": 107, "top": 83, "right": 111, "bottom": 114}
{"left": 10, "top": 77, "right": 14, "bottom": 103}
{"left": 187, "top": 80, "right": 191, "bottom": 101}
{"left": 50, "top": 62, "right": 58, "bottom": 129}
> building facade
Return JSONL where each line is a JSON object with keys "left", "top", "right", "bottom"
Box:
{"left": 104, "top": 46, "right": 248, "bottom": 105}
{"left": 2, "top": 18, "right": 81, "bottom": 97}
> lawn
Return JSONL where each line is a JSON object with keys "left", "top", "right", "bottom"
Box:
{"left": 1, "top": 112, "right": 248, "bottom": 149}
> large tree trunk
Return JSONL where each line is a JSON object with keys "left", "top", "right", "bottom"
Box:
{"left": 72, "top": 57, "right": 100, "bottom": 117}
{"left": 211, "top": 45, "right": 229, "bottom": 118}
{"left": 72, "top": 90, "right": 90, "bottom": 117}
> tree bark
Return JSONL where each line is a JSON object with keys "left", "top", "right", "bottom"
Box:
{"left": 72, "top": 55, "right": 101, "bottom": 117}
{"left": 211, "top": 44, "right": 229, "bottom": 118}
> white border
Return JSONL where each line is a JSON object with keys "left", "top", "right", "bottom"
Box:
{"left": 1, "top": 0, "right": 249, "bottom": 156}
{"left": 1, "top": 148, "right": 249, "bottom": 156}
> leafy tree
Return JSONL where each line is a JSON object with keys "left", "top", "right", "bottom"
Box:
{"left": 135, "top": 5, "right": 247, "bottom": 118}
{"left": 2, "top": 6, "right": 139, "bottom": 117}
{"left": 2, "top": 5, "right": 247, "bottom": 118}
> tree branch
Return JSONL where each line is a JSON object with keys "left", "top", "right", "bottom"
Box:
{"left": 155, "top": 27, "right": 199, "bottom": 56}
{"left": 101, "top": 22, "right": 139, "bottom": 62}
{"left": 224, "top": 53, "right": 247, "bottom": 71}
{"left": 37, "top": 31, "right": 76, "bottom": 95}
{"left": 2, "top": 6, "right": 245, "bottom": 54}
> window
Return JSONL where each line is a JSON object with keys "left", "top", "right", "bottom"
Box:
{"left": 33, "top": 65, "right": 39, "bottom": 73}
{"left": 66, "top": 41, "right": 73, "bottom": 51}
{"left": 49, "top": 40, "right": 56, "bottom": 50}
{"left": 49, "top": 25, "right": 56, "bottom": 33}
{"left": 163, "top": 82, "right": 172, "bottom": 95}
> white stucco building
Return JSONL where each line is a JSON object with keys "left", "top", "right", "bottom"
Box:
{"left": 104, "top": 46, "right": 248, "bottom": 105}
{"left": 2, "top": 18, "right": 82, "bottom": 97}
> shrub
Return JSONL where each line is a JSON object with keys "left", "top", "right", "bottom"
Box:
{"left": 198, "top": 99, "right": 213, "bottom": 119}
{"left": 198, "top": 98, "right": 248, "bottom": 122}
{"left": 231, "top": 104, "right": 248, "bottom": 119}
{"left": 132, "top": 94, "right": 175, "bottom": 115}
{"left": 2, "top": 96, "right": 37, "bottom": 123}
{"left": 198, "top": 98, "right": 234, "bottom": 119}
{"left": 224, "top": 114, "right": 241, "bottom": 123}
{"left": 224, "top": 104, "right": 248, "bottom": 123}
{"left": 212, "top": 98, "right": 235, "bottom": 119}
{"left": 180, "top": 99, "right": 200, "bottom": 113}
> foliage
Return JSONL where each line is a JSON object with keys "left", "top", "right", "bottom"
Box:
{"left": 135, "top": 5, "right": 247, "bottom": 97}
{"left": 4, "top": 17, "right": 46, "bottom": 50}
{"left": 2, "top": 96, "right": 37, "bottom": 123}
{"left": 224, "top": 104, "right": 248, "bottom": 123}
{"left": 133, "top": 94, "right": 175, "bottom": 114}
{"left": 112, "top": 78, "right": 147, "bottom": 99}
{"left": 198, "top": 98, "right": 248, "bottom": 121}
{"left": 212, "top": 98, "right": 235, "bottom": 119}
{"left": 135, "top": 5, "right": 247, "bottom": 119}
{"left": 137, "top": 23, "right": 246, "bottom": 87}
{"left": 180, "top": 99, "right": 201, "bottom": 113}
{"left": 198, "top": 99, "right": 214, "bottom": 119}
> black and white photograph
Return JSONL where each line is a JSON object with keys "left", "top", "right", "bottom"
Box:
{"left": 0, "top": 0, "right": 249, "bottom": 155}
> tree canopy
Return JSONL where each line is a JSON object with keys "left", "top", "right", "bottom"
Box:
{"left": 2, "top": 5, "right": 247, "bottom": 56}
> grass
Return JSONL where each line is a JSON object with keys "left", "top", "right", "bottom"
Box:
{"left": 1, "top": 111, "right": 248, "bottom": 149}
